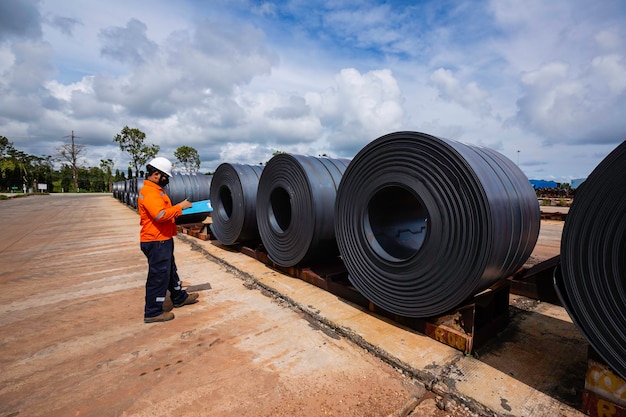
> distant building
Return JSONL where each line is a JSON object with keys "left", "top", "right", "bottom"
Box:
{"left": 570, "top": 178, "right": 586, "bottom": 189}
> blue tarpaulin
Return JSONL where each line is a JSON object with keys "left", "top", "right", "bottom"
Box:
{"left": 529, "top": 179, "right": 558, "bottom": 189}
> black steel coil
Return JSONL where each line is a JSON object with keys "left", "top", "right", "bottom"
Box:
{"left": 556, "top": 140, "right": 626, "bottom": 379}
{"left": 128, "top": 178, "right": 144, "bottom": 209}
{"left": 210, "top": 163, "right": 264, "bottom": 245}
{"left": 112, "top": 173, "right": 211, "bottom": 210}
{"left": 335, "top": 131, "right": 540, "bottom": 317}
{"left": 164, "top": 173, "right": 212, "bottom": 204}
{"left": 256, "top": 154, "right": 350, "bottom": 267}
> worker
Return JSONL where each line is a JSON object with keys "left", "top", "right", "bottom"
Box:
{"left": 138, "top": 156, "right": 198, "bottom": 323}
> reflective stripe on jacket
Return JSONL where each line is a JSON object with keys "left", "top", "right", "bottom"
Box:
{"left": 138, "top": 179, "right": 182, "bottom": 242}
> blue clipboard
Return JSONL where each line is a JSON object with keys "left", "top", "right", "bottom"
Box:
{"left": 181, "top": 199, "right": 213, "bottom": 215}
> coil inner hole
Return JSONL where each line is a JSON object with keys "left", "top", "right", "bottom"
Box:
{"left": 218, "top": 186, "right": 233, "bottom": 220}
{"left": 366, "top": 186, "right": 428, "bottom": 261}
{"left": 269, "top": 187, "right": 292, "bottom": 233}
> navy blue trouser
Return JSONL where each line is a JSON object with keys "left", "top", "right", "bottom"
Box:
{"left": 141, "top": 239, "right": 189, "bottom": 318}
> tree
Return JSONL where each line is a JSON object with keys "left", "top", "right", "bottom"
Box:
{"left": 0, "top": 136, "right": 15, "bottom": 191}
{"left": 8, "top": 149, "right": 34, "bottom": 192}
{"left": 113, "top": 126, "right": 159, "bottom": 178}
{"left": 263, "top": 150, "right": 287, "bottom": 165}
{"left": 174, "top": 146, "right": 200, "bottom": 173}
{"left": 57, "top": 131, "right": 85, "bottom": 191}
{"left": 114, "top": 168, "right": 126, "bottom": 182}
{"left": 100, "top": 159, "right": 114, "bottom": 192}
{"left": 60, "top": 165, "right": 73, "bottom": 192}
{"left": 0, "top": 135, "right": 13, "bottom": 157}
{"left": 31, "top": 155, "right": 53, "bottom": 193}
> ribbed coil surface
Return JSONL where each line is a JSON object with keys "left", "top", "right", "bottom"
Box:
{"left": 165, "top": 173, "right": 212, "bottom": 204}
{"left": 256, "top": 154, "right": 350, "bottom": 267}
{"left": 112, "top": 174, "right": 211, "bottom": 209}
{"left": 335, "top": 131, "right": 540, "bottom": 317}
{"left": 210, "top": 163, "right": 264, "bottom": 245}
{"left": 557, "top": 140, "right": 626, "bottom": 380}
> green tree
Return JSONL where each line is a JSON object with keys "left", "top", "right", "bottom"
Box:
{"left": 0, "top": 136, "right": 13, "bottom": 157}
{"left": 7, "top": 149, "right": 34, "bottom": 192}
{"left": 113, "top": 126, "right": 159, "bottom": 178}
{"left": 0, "top": 136, "right": 15, "bottom": 191}
{"left": 174, "top": 145, "right": 201, "bottom": 173}
{"left": 31, "top": 155, "right": 53, "bottom": 193}
{"left": 85, "top": 166, "right": 106, "bottom": 192}
{"left": 60, "top": 165, "right": 73, "bottom": 192}
{"left": 114, "top": 168, "right": 126, "bottom": 182}
{"left": 100, "top": 158, "right": 114, "bottom": 192}
{"left": 77, "top": 167, "right": 92, "bottom": 192}
{"left": 263, "top": 150, "right": 287, "bottom": 165}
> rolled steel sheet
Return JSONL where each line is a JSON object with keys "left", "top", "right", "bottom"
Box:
{"left": 210, "top": 163, "right": 264, "bottom": 245}
{"left": 112, "top": 181, "right": 122, "bottom": 199}
{"left": 193, "top": 174, "right": 212, "bottom": 202}
{"left": 129, "top": 178, "right": 144, "bottom": 209}
{"left": 556, "top": 140, "right": 626, "bottom": 379}
{"left": 165, "top": 173, "right": 212, "bottom": 204}
{"left": 335, "top": 131, "right": 540, "bottom": 317}
{"left": 113, "top": 174, "right": 211, "bottom": 209}
{"left": 256, "top": 154, "right": 350, "bottom": 267}
{"left": 123, "top": 180, "right": 131, "bottom": 205}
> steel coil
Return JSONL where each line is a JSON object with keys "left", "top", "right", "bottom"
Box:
{"left": 556, "top": 140, "right": 626, "bottom": 379}
{"left": 129, "top": 178, "right": 144, "bottom": 209}
{"left": 165, "top": 173, "right": 212, "bottom": 204}
{"left": 256, "top": 154, "right": 350, "bottom": 267}
{"left": 210, "top": 163, "right": 264, "bottom": 245}
{"left": 335, "top": 131, "right": 540, "bottom": 317}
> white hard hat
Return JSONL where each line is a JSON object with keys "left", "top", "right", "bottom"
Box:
{"left": 147, "top": 157, "right": 173, "bottom": 177}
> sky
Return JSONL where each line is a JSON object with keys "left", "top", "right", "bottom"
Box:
{"left": 1, "top": 0, "right": 625, "bottom": 181}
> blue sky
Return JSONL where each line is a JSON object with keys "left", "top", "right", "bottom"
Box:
{"left": 1, "top": 0, "right": 625, "bottom": 181}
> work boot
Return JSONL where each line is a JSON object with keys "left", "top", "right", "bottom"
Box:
{"left": 174, "top": 292, "right": 199, "bottom": 308}
{"left": 144, "top": 311, "right": 175, "bottom": 323}
{"left": 163, "top": 297, "right": 174, "bottom": 312}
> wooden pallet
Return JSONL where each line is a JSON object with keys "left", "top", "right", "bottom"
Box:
{"left": 177, "top": 222, "right": 215, "bottom": 241}
{"left": 540, "top": 211, "right": 568, "bottom": 221}
{"left": 238, "top": 244, "right": 509, "bottom": 354}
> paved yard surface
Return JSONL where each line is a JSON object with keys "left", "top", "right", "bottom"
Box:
{"left": 0, "top": 194, "right": 586, "bottom": 417}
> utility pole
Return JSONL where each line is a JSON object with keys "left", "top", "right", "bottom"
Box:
{"left": 63, "top": 130, "right": 81, "bottom": 192}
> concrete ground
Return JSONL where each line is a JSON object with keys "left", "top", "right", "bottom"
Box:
{"left": 0, "top": 194, "right": 587, "bottom": 417}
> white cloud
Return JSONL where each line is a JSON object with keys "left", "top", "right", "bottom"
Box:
{"left": 1, "top": 0, "right": 624, "bottom": 183}
{"left": 430, "top": 68, "right": 492, "bottom": 116}
{"left": 218, "top": 142, "right": 270, "bottom": 166}
{"left": 591, "top": 54, "right": 626, "bottom": 93}
{"left": 303, "top": 68, "right": 404, "bottom": 153}
{"left": 515, "top": 58, "right": 626, "bottom": 145}
{"left": 595, "top": 27, "right": 622, "bottom": 50}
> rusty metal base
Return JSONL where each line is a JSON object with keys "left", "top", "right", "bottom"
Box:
{"left": 238, "top": 244, "right": 509, "bottom": 355}
{"left": 509, "top": 255, "right": 561, "bottom": 305}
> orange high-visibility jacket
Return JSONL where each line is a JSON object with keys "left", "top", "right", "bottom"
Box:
{"left": 138, "top": 180, "right": 182, "bottom": 242}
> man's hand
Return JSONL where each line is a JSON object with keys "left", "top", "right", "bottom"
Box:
{"left": 179, "top": 199, "right": 193, "bottom": 210}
